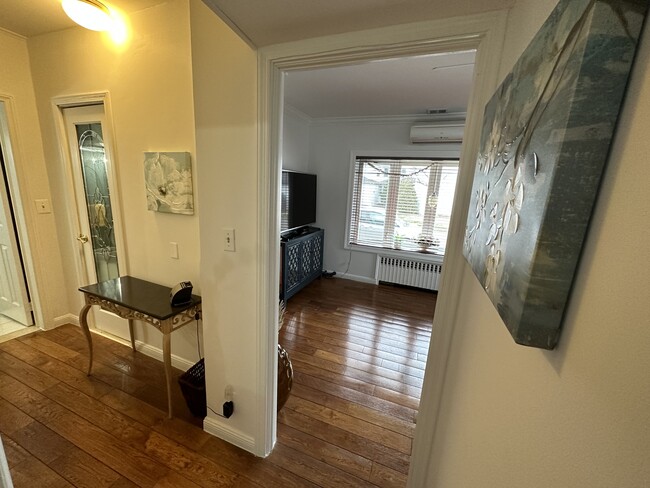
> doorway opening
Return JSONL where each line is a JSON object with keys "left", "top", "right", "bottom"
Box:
{"left": 0, "top": 101, "right": 36, "bottom": 340}
{"left": 257, "top": 13, "right": 507, "bottom": 472}
{"left": 274, "top": 50, "right": 473, "bottom": 483}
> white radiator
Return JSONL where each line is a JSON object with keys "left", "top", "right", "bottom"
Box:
{"left": 375, "top": 255, "right": 443, "bottom": 291}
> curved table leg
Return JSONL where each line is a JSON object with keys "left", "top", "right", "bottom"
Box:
{"left": 128, "top": 318, "right": 136, "bottom": 352}
{"left": 79, "top": 303, "right": 94, "bottom": 376}
{"left": 162, "top": 329, "right": 173, "bottom": 418}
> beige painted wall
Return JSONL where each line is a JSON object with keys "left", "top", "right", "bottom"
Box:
{"left": 426, "top": 1, "right": 650, "bottom": 486}
{"left": 0, "top": 29, "right": 68, "bottom": 328}
{"left": 189, "top": 0, "right": 260, "bottom": 448}
{"left": 26, "top": 0, "right": 202, "bottom": 362}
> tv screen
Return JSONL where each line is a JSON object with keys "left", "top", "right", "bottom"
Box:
{"left": 281, "top": 171, "right": 317, "bottom": 233}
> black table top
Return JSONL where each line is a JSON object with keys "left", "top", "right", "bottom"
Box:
{"left": 79, "top": 276, "right": 201, "bottom": 321}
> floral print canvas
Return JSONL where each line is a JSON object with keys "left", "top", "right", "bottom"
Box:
{"left": 144, "top": 152, "right": 194, "bottom": 215}
{"left": 463, "top": 0, "right": 647, "bottom": 349}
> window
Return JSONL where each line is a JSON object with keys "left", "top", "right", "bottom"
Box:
{"left": 348, "top": 157, "right": 459, "bottom": 253}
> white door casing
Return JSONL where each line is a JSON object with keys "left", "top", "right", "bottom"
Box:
{"left": 0, "top": 106, "right": 33, "bottom": 327}
{"left": 257, "top": 11, "right": 507, "bottom": 474}
{"left": 57, "top": 98, "right": 129, "bottom": 339}
{"left": 0, "top": 150, "right": 32, "bottom": 326}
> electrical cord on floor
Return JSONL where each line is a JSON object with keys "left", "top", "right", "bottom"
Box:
{"left": 207, "top": 405, "right": 226, "bottom": 418}
{"left": 339, "top": 251, "right": 352, "bottom": 278}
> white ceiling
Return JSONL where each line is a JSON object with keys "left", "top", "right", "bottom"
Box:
{"left": 0, "top": 0, "right": 494, "bottom": 119}
{"left": 2, "top": 0, "right": 516, "bottom": 44}
{"left": 284, "top": 51, "right": 476, "bottom": 119}
{"left": 202, "top": 0, "right": 515, "bottom": 47}
{"left": 0, "top": 0, "right": 167, "bottom": 38}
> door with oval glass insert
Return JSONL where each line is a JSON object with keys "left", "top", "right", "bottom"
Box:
{"left": 63, "top": 104, "right": 128, "bottom": 339}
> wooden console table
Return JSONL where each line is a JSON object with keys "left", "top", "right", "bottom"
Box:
{"left": 78, "top": 276, "right": 202, "bottom": 418}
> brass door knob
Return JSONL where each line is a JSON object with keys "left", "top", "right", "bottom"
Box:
{"left": 76, "top": 233, "right": 89, "bottom": 243}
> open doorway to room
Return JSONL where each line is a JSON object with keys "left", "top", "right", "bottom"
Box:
{"left": 274, "top": 50, "right": 475, "bottom": 484}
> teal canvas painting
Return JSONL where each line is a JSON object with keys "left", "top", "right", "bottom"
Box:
{"left": 463, "top": 0, "right": 648, "bottom": 349}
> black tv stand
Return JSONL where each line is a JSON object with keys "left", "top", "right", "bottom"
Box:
{"left": 280, "top": 227, "right": 324, "bottom": 301}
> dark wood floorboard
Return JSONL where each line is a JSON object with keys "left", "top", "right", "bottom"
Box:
{"left": 0, "top": 278, "right": 434, "bottom": 487}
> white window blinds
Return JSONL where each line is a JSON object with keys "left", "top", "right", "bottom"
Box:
{"left": 349, "top": 157, "right": 459, "bottom": 253}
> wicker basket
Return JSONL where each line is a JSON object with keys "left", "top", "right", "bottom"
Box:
{"left": 178, "top": 358, "right": 206, "bottom": 418}
{"left": 277, "top": 344, "right": 293, "bottom": 412}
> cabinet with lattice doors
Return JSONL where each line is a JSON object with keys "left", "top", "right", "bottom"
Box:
{"left": 280, "top": 227, "right": 324, "bottom": 301}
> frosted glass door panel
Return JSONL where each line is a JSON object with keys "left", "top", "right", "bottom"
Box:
{"left": 75, "top": 123, "right": 119, "bottom": 283}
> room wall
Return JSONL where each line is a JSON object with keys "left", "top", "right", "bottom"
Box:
{"left": 425, "top": 1, "right": 650, "bottom": 486}
{"left": 26, "top": 0, "right": 202, "bottom": 363}
{"left": 307, "top": 118, "right": 460, "bottom": 281}
{"left": 281, "top": 105, "right": 310, "bottom": 172}
{"left": 0, "top": 29, "right": 68, "bottom": 328}
{"left": 189, "top": 0, "right": 260, "bottom": 449}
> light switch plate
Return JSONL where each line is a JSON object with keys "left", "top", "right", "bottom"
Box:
{"left": 224, "top": 228, "right": 235, "bottom": 252}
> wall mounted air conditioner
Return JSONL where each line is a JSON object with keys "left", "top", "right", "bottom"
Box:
{"left": 410, "top": 123, "right": 465, "bottom": 143}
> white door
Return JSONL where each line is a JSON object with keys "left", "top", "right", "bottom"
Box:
{"left": 0, "top": 141, "right": 33, "bottom": 326}
{"left": 63, "top": 104, "right": 128, "bottom": 339}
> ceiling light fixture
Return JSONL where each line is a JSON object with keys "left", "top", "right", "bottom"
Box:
{"left": 62, "top": 0, "right": 114, "bottom": 31}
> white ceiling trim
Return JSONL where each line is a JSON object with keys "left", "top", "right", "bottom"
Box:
{"left": 309, "top": 112, "right": 468, "bottom": 126}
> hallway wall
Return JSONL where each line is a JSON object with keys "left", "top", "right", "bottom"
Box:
{"left": 424, "top": 1, "right": 650, "bottom": 486}
{"left": 0, "top": 29, "right": 68, "bottom": 329}
{"left": 26, "top": 0, "right": 202, "bottom": 362}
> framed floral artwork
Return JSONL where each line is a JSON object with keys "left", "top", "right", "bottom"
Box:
{"left": 144, "top": 152, "right": 194, "bottom": 215}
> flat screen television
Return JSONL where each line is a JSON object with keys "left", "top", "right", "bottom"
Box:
{"left": 281, "top": 170, "right": 317, "bottom": 233}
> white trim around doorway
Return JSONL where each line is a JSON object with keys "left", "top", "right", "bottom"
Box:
{"left": 0, "top": 96, "right": 44, "bottom": 330}
{"left": 256, "top": 10, "right": 508, "bottom": 484}
{"left": 51, "top": 92, "right": 129, "bottom": 312}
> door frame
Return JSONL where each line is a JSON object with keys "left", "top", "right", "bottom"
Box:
{"left": 257, "top": 10, "right": 508, "bottom": 472}
{"left": 0, "top": 96, "right": 42, "bottom": 329}
{"left": 52, "top": 92, "right": 129, "bottom": 307}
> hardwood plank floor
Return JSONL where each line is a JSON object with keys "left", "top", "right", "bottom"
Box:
{"left": 0, "top": 278, "right": 434, "bottom": 487}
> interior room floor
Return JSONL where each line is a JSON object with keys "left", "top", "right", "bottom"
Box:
{"left": 279, "top": 278, "right": 435, "bottom": 488}
{"left": 0, "top": 278, "right": 435, "bottom": 487}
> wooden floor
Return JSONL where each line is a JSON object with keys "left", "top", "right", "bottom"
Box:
{"left": 0, "top": 278, "right": 435, "bottom": 487}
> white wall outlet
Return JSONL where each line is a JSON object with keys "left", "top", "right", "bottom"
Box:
{"left": 224, "top": 384, "right": 233, "bottom": 401}
{"left": 170, "top": 242, "right": 179, "bottom": 259}
{"left": 223, "top": 228, "right": 235, "bottom": 252}
{"left": 35, "top": 199, "right": 51, "bottom": 214}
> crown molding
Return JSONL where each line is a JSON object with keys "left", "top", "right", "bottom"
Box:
{"left": 283, "top": 104, "right": 313, "bottom": 124}
{"left": 0, "top": 27, "right": 26, "bottom": 41}
{"left": 310, "top": 112, "right": 466, "bottom": 126}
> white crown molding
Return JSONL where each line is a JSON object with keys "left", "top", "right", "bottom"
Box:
{"left": 283, "top": 103, "right": 313, "bottom": 124}
{"left": 310, "top": 112, "right": 466, "bottom": 126}
{"left": 0, "top": 27, "right": 26, "bottom": 41}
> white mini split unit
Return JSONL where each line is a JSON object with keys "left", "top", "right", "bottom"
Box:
{"left": 409, "top": 123, "right": 465, "bottom": 143}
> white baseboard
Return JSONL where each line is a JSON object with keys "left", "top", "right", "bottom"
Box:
{"left": 335, "top": 273, "right": 377, "bottom": 284}
{"left": 90, "top": 328, "right": 196, "bottom": 371}
{"left": 133, "top": 339, "right": 196, "bottom": 371}
{"left": 52, "top": 313, "right": 79, "bottom": 329}
{"left": 203, "top": 416, "right": 256, "bottom": 454}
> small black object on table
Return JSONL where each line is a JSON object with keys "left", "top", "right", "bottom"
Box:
{"left": 78, "top": 276, "right": 202, "bottom": 418}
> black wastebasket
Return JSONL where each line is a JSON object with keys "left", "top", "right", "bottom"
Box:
{"left": 178, "top": 358, "right": 206, "bottom": 417}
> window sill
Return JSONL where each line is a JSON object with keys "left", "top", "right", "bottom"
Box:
{"left": 346, "top": 243, "right": 445, "bottom": 263}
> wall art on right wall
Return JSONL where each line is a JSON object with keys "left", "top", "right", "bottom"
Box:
{"left": 463, "top": 0, "right": 648, "bottom": 349}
